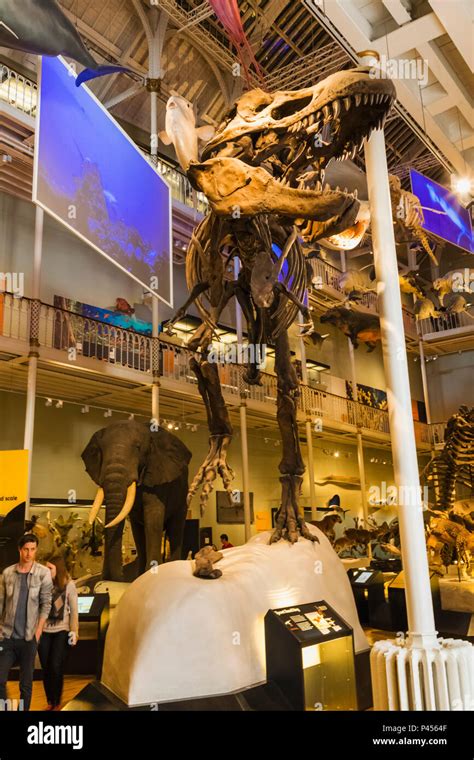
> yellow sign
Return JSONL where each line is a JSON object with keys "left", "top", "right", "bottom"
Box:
{"left": 255, "top": 511, "right": 272, "bottom": 532}
{"left": 0, "top": 450, "right": 29, "bottom": 516}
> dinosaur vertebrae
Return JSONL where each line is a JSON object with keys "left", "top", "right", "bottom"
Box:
{"left": 423, "top": 406, "right": 474, "bottom": 511}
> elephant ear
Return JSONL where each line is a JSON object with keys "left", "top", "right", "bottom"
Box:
{"left": 81, "top": 429, "right": 104, "bottom": 485}
{"left": 143, "top": 428, "right": 192, "bottom": 487}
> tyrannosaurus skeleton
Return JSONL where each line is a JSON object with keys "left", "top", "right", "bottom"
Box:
{"left": 169, "top": 67, "right": 395, "bottom": 565}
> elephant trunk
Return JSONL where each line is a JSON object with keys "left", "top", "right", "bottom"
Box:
{"left": 105, "top": 482, "right": 136, "bottom": 528}
{"left": 100, "top": 463, "right": 135, "bottom": 530}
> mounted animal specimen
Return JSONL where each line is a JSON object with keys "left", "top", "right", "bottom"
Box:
{"left": 165, "top": 66, "right": 395, "bottom": 574}
{"left": 82, "top": 420, "right": 191, "bottom": 582}
{"left": 0, "top": 0, "right": 130, "bottom": 85}
{"left": 309, "top": 512, "right": 342, "bottom": 545}
{"left": 159, "top": 93, "right": 215, "bottom": 171}
{"left": 320, "top": 306, "right": 381, "bottom": 351}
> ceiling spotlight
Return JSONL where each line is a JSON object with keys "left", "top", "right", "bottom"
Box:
{"left": 128, "top": 413, "right": 135, "bottom": 421}
{"left": 55, "top": 400, "right": 63, "bottom": 409}
{"left": 45, "top": 398, "right": 53, "bottom": 407}
{"left": 1, "top": 154, "right": 12, "bottom": 164}
{"left": 192, "top": 425, "right": 198, "bottom": 432}
{"left": 451, "top": 176, "right": 473, "bottom": 197}
{"left": 167, "top": 422, "right": 174, "bottom": 430}
{"left": 104, "top": 409, "right": 112, "bottom": 418}
{"left": 174, "top": 423, "right": 180, "bottom": 430}
{"left": 334, "top": 451, "right": 340, "bottom": 458}
{"left": 81, "top": 405, "right": 89, "bottom": 414}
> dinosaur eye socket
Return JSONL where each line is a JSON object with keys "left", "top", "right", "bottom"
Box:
{"left": 271, "top": 95, "right": 313, "bottom": 120}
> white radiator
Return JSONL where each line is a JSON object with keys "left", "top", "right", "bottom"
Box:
{"left": 370, "top": 638, "right": 474, "bottom": 710}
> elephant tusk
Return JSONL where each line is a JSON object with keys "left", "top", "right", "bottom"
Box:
{"left": 105, "top": 482, "right": 136, "bottom": 528}
{"left": 89, "top": 488, "right": 104, "bottom": 524}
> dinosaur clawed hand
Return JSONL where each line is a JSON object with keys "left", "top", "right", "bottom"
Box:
{"left": 187, "top": 434, "right": 235, "bottom": 514}
{"left": 298, "top": 308, "right": 314, "bottom": 337}
{"left": 270, "top": 475, "right": 320, "bottom": 545}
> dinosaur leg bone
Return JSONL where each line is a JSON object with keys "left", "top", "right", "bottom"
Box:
{"left": 269, "top": 331, "right": 319, "bottom": 545}
{"left": 187, "top": 356, "right": 234, "bottom": 513}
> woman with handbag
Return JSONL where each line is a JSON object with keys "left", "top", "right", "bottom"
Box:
{"left": 38, "top": 557, "right": 79, "bottom": 710}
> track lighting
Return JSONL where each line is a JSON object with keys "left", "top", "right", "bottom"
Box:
{"left": 45, "top": 398, "right": 53, "bottom": 407}
{"left": 81, "top": 405, "right": 89, "bottom": 414}
{"left": 55, "top": 400, "right": 63, "bottom": 409}
{"left": 104, "top": 409, "right": 112, "bottom": 418}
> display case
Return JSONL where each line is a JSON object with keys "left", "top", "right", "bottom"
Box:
{"left": 265, "top": 601, "right": 357, "bottom": 711}
{"left": 347, "top": 568, "right": 389, "bottom": 628}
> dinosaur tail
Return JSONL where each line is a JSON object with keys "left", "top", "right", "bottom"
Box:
{"left": 417, "top": 230, "right": 438, "bottom": 266}
{"left": 76, "top": 65, "right": 132, "bottom": 87}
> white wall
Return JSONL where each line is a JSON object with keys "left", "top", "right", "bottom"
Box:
{"left": 0, "top": 389, "right": 404, "bottom": 547}
{"left": 426, "top": 350, "right": 474, "bottom": 421}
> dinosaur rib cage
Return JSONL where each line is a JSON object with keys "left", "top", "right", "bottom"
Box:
{"left": 423, "top": 407, "right": 474, "bottom": 511}
{"left": 185, "top": 212, "right": 307, "bottom": 341}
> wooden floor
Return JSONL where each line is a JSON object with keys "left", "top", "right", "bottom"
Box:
{"left": 5, "top": 676, "right": 92, "bottom": 710}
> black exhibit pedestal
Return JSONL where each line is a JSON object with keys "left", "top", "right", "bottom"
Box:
{"left": 65, "top": 593, "right": 110, "bottom": 678}
{"left": 347, "top": 568, "right": 390, "bottom": 629}
{"left": 264, "top": 601, "right": 358, "bottom": 711}
{"left": 388, "top": 571, "right": 473, "bottom": 638}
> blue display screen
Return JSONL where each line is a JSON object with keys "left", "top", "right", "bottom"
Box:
{"left": 34, "top": 57, "right": 173, "bottom": 306}
{"left": 410, "top": 169, "right": 473, "bottom": 254}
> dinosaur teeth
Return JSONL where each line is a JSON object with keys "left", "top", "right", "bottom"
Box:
{"left": 355, "top": 94, "right": 362, "bottom": 107}
{"left": 323, "top": 105, "right": 331, "bottom": 121}
{"left": 307, "top": 113, "right": 315, "bottom": 125}
{"left": 343, "top": 97, "right": 351, "bottom": 111}
{"left": 363, "top": 94, "right": 369, "bottom": 104}
{"left": 332, "top": 99, "right": 341, "bottom": 117}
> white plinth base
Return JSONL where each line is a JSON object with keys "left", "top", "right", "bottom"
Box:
{"left": 101, "top": 525, "right": 368, "bottom": 706}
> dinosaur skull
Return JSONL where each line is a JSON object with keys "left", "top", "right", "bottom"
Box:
{"left": 190, "top": 67, "right": 395, "bottom": 236}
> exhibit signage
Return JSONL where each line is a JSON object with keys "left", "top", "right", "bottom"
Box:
{"left": 0, "top": 449, "right": 28, "bottom": 517}
{"left": 33, "top": 56, "right": 173, "bottom": 306}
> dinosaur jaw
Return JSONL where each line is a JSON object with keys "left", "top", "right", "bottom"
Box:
{"left": 203, "top": 67, "right": 396, "bottom": 189}
{"left": 187, "top": 156, "right": 359, "bottom": 232}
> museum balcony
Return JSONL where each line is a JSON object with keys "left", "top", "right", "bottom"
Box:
{"left": 307, "top": 257, "right": 474, "bottom": 355}
{"left": 0, "top": 292, "right": 438, "bottom": 451}
{"left": 0, "top": 62, "right": 208, "bottom": 248}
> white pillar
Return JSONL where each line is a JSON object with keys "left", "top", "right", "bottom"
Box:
{"left": 360, "top": 52, "right": 437, "bottom": 647}
{"left": 234, "top": 257, "right": 251, "bottom": 541}
{"left": 24, "top": 205, "right": 43, "bottom": 518}
{"left": 298, "top": 315, "right": 318, "bottom": 520}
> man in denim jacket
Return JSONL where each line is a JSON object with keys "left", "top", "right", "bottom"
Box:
{"left": 0, "top": 533, "right": 53, "bottom": 710}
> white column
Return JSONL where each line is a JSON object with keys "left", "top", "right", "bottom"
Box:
{"left": 24, "top": 205, "right": 43, "bottom": 518}
{"left": 360, "top": 52, "right": 437, "bottom": 647}
{"left": 298, "top": 316, "right": 318, "bottom": 520}
{"left": 234, "top": 257, "right": 251, "bottom": 541}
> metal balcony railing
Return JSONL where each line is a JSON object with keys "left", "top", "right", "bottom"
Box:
{"left": 0, "top": 65, "right": 37, "bottom": 117}
{"left": 417, "top": 310, "right": 474, "bottom": 337}
{"left": 0, "top": 293, "right": 438, "bottom": 446}
{"left": 308, "top": 256, "right": 378, "bottom": 311}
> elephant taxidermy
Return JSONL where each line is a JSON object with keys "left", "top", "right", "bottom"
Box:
{"left": 81, "top": 420, "right": 191, "bottom": 582}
